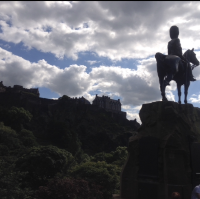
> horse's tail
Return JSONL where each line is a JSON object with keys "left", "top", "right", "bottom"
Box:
{"left": 155, "top": 52, "right": 165, "bottom": 62}
{"left": 155, "top": 52, "right": 166, "bottom": 78}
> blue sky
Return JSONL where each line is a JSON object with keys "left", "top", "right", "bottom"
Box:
{"left": 1, "top": 2, "right": 200, "bottom": 123}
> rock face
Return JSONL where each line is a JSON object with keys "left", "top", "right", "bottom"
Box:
{"left": 120, "top": 101, "right": 200, "bottom": 199}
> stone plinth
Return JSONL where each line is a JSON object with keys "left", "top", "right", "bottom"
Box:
{"left": 120, "top": 101, "right": 200, "bottom": 199}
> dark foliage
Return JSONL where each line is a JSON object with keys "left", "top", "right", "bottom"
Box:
{"left": 0, "top": 94, "right": 136, "bottom": 198}
{"left": 0, "top": 106, "right": 32, "bottom": 132}
{"left": 15, "top": 145, "right": 75, "bottom": 189}
{"left": 46, "top": 120, "right": 81, "bottom": 155}
{"left": 35, "top": 177, "right": 103, "bottom": 199}
{"left": 69, "top": 161, "right": 120, "bottom": 199}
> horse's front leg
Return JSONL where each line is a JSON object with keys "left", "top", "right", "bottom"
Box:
{"left": 184, "top": 81, "right": 190, "bottom": 104}
{"left": 177, "top": 83, "right": 181, "bottom": 104}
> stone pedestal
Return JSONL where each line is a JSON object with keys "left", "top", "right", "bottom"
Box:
{"left": 119, "top": 101, "right": 200, "bottom": 199}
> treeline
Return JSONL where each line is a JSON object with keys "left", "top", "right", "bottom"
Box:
{"left": 0, "top": 96, "right": 136, "bottom": 198}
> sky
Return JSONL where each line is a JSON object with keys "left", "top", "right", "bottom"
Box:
{"left": 1, "top": 1, "right": 200, "bottom": 123}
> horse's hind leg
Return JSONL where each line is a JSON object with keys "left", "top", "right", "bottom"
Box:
{"left": 161, "top": 79, "right": 168, "bottom": 101}
{"left": 161, "top": 73, "right": 174, "bottom": 101}
{"left": 184, "top": 81, "right": 190, "bottom": 104}
{"left": 159, "top": 76, "right": 167, "bottom": 101}
{"left": 159, "top": 77, "right": 163, "bottom": 96}
{"left": 177, "top": 83, "right": 181, "bottom": 104}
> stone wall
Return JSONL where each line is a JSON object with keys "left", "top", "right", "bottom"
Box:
{"left": 117, "top": 101, "right": 200, "bottom": 199}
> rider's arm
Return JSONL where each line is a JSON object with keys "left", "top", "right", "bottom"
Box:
{"left": 167, "top": 42, "right": 170, "bottom": 55}
{"left": 175, "top": 39, "right": 187, "bottom": 62}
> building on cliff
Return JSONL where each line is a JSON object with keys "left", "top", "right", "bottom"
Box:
{"left": 92, "top": 94, "right": 126, "bottom": 118}
{"left": 0, "top": 81, "right": 127, "bottom": 119}
{"left": 0, "top": 81, "right": 39, "bottom": 97}
{"left": 73, "top": 96, "right": 90, "bottom": 104}
{"left": 93, "top": 94, "right": 121, "bottom": 112}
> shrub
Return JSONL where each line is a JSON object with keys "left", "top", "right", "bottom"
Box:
{"left": 35, "top": 177, "right": 103, "bottom": 199}
{"left": 0, "top": 122, "right": 21, "bottom": 151}
{"left": 69, "top": 161, "right": 120, "bottom": 199}
{"left": 91, "top": 146, "right": 128, "bottom": 167}
{"left": 15, "top": 145, "right": 76, "bottom": 189}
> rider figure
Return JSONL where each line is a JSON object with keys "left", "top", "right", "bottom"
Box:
{"left": 168, "top": 25, "right": 196, "bottom": 81}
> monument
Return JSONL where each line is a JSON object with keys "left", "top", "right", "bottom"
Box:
{"left": 155, "top": 25, "right": 199, "bottom": 104}
{"left": 112, "top": 26, "right": 200, "bottom": 199}
{"left": 113, "top": 101, "right": 200, "bottom": 199}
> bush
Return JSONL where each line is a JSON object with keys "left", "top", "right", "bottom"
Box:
{"left": 91, "top": 146, "right": 128, "bottom": 167}
{"left": 46, "top": 120, "right": 81, "bottom": 155}
{"left": 0, "top": 122, "right": 21, "bottom": 151}
{"left": 69, "top": 161, "right": 120, "bottom": 199}
{"left": 35, "top": 177, "right": 103, "bottom": 199}
{"left": 0, "top": 157, "right": 34, "bottom": 199}
{"left": 18, "top": 129, "right": 38, "bottom": 147}
{"left": 3, "top": 106, "right": 32, "bottom": 132}
{"left": 15, "top": 145, "right": 76, "bottom": 189}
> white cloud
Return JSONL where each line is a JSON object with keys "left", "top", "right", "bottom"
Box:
{"left": 87, "top": 60, "right": 99, "bottom": 65}
{"left": 166, "top": 91, "right": 175, "bottom": 102}
{"left": 189, "top": 94, "right": 200, "bottom": 103}
{"left": 1, "top": 1, "right": 200, "bottom": 123}
{"left": 122, "top": 105, "right": 142, "bottom": 124}
{"left": 0, "top": 47, "right": 162, "bottom": 107}
{"left": 127, "top": 112, "right": 141, "bottom": 124}
{"left": 1, "top": 2, "right": 200, "bottom": 60}
{"left": 0, "top": 47, "right": 91, "bottom": 96}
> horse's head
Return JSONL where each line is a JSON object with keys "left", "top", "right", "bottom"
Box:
{"left": 185, "top": 48, "right": 199, "bottom": 66}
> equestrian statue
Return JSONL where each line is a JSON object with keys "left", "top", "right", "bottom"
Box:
{"left": 155, "top": 25, "right": 199, "bottom": 104}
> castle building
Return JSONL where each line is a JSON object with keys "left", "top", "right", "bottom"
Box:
{"left": 0, "top": 81, "right": 40, "bottom": 97}
{"left": 73, "top": 96, "right": 90, "bottom": 104}
{"left": 0, "top": 81, "right": 126, "bottom": 118}
{"left": 92, "top": 94, "right": 121, "bottom": 112}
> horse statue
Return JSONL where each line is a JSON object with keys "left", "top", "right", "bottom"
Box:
{"left": 155, "top": 49, "right": 199, "bottom": 104}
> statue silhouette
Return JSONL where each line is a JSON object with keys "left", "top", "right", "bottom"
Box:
{"left": 155, "top": 26, "right": 199, "bottom": 104}
{"left": 168, "top": 26, "right": 196, "bottom": 82}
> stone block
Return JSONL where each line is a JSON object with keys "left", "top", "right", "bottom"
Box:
{"left": 117, "top": 101, "right": 200, "bottom": 199}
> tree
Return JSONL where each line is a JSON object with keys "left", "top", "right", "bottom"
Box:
{"left": 35, "top": 177, "right": 103, "bottom": 199}
{"left": 69, "top": 161, "right": 120, "bottom": 199}
{"left": 111, "top": 146, "right": 128, "bottom": 167}
{"left": 3, "top": 106, "right": 32, "bottom": 132}
{"left": 0, "top": 122, "right": 21, "bottom": 152}
{"left": 47, "top": 120, "right": 81, "bottom": 155}
{"left": 15, "top": 145, "right": 76, "bottom": 189}
{"left": 91, "top": 146, "right": 128, "bottom": 167}
{"left": 18, "top": 129, "right": 38, "bottom": 147}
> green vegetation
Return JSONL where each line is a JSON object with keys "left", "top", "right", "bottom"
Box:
{"left": 0, "top": 95, "right": 134, "bottom": 198}
{"left": 69, "top": 161, "right": 120, "bottom": 199}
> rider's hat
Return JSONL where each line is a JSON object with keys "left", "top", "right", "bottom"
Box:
{"left": 169, "top": 26, "right": 179, "bottom": 39}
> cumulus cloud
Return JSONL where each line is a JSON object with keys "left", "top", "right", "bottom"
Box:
{"left": 189, "top": 94, "right": 200, "bottom": 103}
{"left": 166, "top": 91, "right": 175, "bottom": 102}
{"left": 1, "top": 1, "right": 200, "bottom": 123}
{"left": 122, "top": 105, "right": 142, "bottom": 124}
{"left": 0, "top": 47, "right": 91, "bottom": 96}
{"left": 0, "top": 47, "right": 162, "bottom": 106}
{"left": 89, "top": 64, "right": 161, "bottom": 106}
{"left": 1, "top": 2, "right": 200, "bottom": 60}
{"left": 87, "top": 60, "right": 99, "bottom": 65}
{"left": 127, "top": 112, "right": 141, "bottom": 124}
